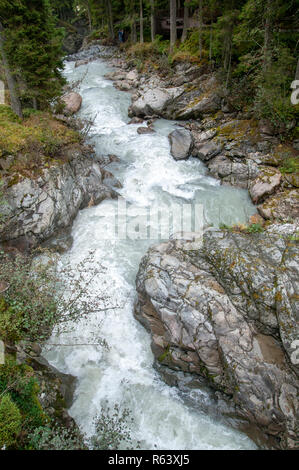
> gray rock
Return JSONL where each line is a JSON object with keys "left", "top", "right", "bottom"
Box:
{"left": 137, "top": 126, "right": 155, "bottom": 135}
{"left": 249, "top": 167, "right": 282, "bottom": 204}
{"left": 258, "top": 190, "right": 299, "bottom": 222}
{"left": 61, "top": 92, "right": 82, "bottom": 115}
{"left": 195, "top": 142, "right": 222, "bottom": 161}
{"left": 208, "top": 155, "right": 260, "bottom": 189}
{"left": 105, "top": 71, "right": 127, "bottom": 81}
{"left": 168, "top": 129, "right": 193, "bottom": 160}
{"left": 126, "top": 70, "right": 138, "bottom": 82}
{"left": 0, "top": 149, "right": 115, "bottom": 249}
{"left": 130, "top": 87, "right": 184, "bottom": 117}
{"left": 114, "top": 80, "right": 132, "bottom": 92}
{"left": 75, "top": 59, "right": 89, "bottom": 68}
{"left": 129, "top": 117, "right": 144, "bottom": 125}
{"left": 135, "top": 227, "right": 299, "bottom": 449}
{"left": 174, "top": 91, "right": 221, "bottom": 120}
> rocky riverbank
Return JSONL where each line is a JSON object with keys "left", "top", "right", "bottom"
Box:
{"left": 0, "top": 139, "right": 117, "bottom": 251}
{"left": 6, "top": 340, "right": 78, "bottom": 429}
{"left": 100, "top": 47, "right": 298, "bottom": 225}
{"left": 135, "top": 225, "right": 299, "bottom": 449}
{"left": 1, "top": 42, "right": 297, "bottom": 450}
{"left": 94, "top": 44, "right": 298, "bottom": 449}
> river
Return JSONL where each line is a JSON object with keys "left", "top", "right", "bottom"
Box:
{"left": 44, "top": 56, "right": 257, "bottom": 450}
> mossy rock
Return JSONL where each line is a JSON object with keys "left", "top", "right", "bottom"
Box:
{"left": 216, "top": 119, "right": 259, "bottom": 143}
{"left": 283, "top": 172, "right": 299, "bottom": 188}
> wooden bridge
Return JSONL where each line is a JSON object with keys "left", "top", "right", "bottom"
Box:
{"left": 155, "top": 9, "right": 199, "bottom": 37}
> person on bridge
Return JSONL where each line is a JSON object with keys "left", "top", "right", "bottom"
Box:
{"left": 118, "top": 29, "right": 124, "bottom": 43}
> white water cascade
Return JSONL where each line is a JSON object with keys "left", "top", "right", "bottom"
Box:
{"left": 44, "top": 57, "right": 257, "bottom": 450}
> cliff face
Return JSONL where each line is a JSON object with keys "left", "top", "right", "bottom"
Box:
{"left": 0, "top": 145, "right": 116, "bottom": 250}
{"left": 135, "top": 226, "right": 299, "bottom": 449}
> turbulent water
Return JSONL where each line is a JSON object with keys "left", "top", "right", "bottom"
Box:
{"left": 44, "top": 57, "right": 257, "bottom": 449}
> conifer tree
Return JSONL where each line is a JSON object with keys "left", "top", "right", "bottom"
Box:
{"left": 0, "top": 0, "right": 65, "bottom": 110}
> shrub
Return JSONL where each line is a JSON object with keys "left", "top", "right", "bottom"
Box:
{"left": 90, "top": 403, "right": 137, "bottom": 450}
{"left": 246, "top": 223, "right": 264, "bottom": 233}
{"left": 0, "top": 394, "right": 22, "bottom": 449}
{"left": 0, "top": 104, "right": 79, "bottom": 166}
{"left": 0, "top": 250, "right": 111, "bottom": 345}
{"left": 28, "top": 424, "right": 86, "bottom": 450}
{"left": 279, "top": 157, "right": 299, "bottom": 174}
{"left": 0, "top": 356, "right": 46, "bottom": 434}
{"left": 127, "top": 42, "right": 157, "bottom": 60}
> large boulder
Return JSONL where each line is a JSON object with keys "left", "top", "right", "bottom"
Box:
{"left": 62, "top": 92, "right": 82, "bottom": 115}
{"left": 114, "top": 81, "right": 132, "bottom": 92}
{"left": 168, "top": 129, "right": 193, "bottom": 160}
{"left": 135, "top": 227, "right": 299, "bottom": 449}
{"left": 258, "top": 190, "right": 299, "bottom": 222}
{"left": 0, "top": 147, "right": 115, "bottom": 250}
{"left": 207, "top": 155, "right": 260, "bottom": 189}
{"left": 130, "top": 87, "right": 183, "bottom": 117}
{"left": 249, "top": 167, "right": 282, "bottom": 204}
{"left": 126, "top": 70, "right": 138, "bottom": 82}
{"left": 174, "top": 92, "right": 222, "bottom": 120}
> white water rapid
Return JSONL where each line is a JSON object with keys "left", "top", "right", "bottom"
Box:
{"left": 44, "top": 57, "right": 257, "bottom": 450}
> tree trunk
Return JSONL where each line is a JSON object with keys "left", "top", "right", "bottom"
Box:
{"left": 170, "top": 0, "right": 177, "bottom": 51}
{"left": 295, "top": 58, "right": 299, "bottom": 80}
{"left": 106, "top": 0, "right": 114, "bottom": 40}
{"left": 150, "top": 0, "right": 155, "bottom": 42}
{"left": 131, "top": 17, "right": 137, "bottom": 43}
{"left": 32, "top": 97, "right": 38, "bottom": 110}
{"left": 0, "top": 22, "right": 22, "bottom": 118}
{"left": 181, "top": 2, "right": 189, "bottom": 43}
{"left": 209, "top": 26, "right": 212, "bottom": 62}
{"left": 86, "top": 1, "right": 92, "bottom": 33}
{"left": 140, "top": 0, "right": 144, "bottom": 43}
{"left": 263, "top": 0, "right": 272, "bottom": 72}
{"left": 198, "top": 0, "right": 203, "bottom": 60}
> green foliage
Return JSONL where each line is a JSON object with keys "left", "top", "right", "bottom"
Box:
{"left": 0, "top": 0, "right": 65, "bottom": 109}
{"left": 253, "top": 48, "right": 298, "bottom": 127}
{"left": 90, "top": 403, "right": 137, "bottom": 450}
{"left": 28, "top": 424, "right": 86, "bottom": 450}
{"left": 0, "top": 250, "right": 110, "bottom": 345}
{"left": 246, "top": 223, "right": 264, "bottom": 234}
{"left": 287, "top": 231, "right": 299, "bottom": 242}
{"left": 219, "top": 223, "right": 232, "bottom": 231}
{"left": 0, "top": 252, "right": 61, "bottom": 344}
{"left": 0, "top": 105, "right": 80, "bottom": 178}
{"left": 279, "top": 157, "right": 299, "bottom": 175}
{"left": 0, "top": 105, "right": 21, "bottom": 124}
{"left": 0, "top": 357, "right": 46, "bottom": 443}
{"left": 0, "top": 394, "right": 22, "bottom": 449}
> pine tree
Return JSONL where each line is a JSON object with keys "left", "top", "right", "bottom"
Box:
{"left": 0, "top": 0, "right": 65, "bottom": 110}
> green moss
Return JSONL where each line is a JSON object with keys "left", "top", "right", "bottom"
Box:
{"left": 0, "top": 356, "right": 47, "bottom": 443}
{"left": 0, "top": 105, "right": 80, "bottom": 177}
{"left": 0, "top": 394, "right": 22, "bottom": 449}
{"left": 158, "top": 344, "right": 171, "bottom": 363}
{"left": 279, "top": 157, "right": 299, "bottom": 174}
{"left": 216, "top": 119, "right": 259, "bottom": 143}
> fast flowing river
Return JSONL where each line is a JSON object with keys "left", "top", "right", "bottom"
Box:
{"left": 44, "top": 56, "right": 257, "bottom": 449}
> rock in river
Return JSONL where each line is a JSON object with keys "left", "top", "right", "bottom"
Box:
{"left": 168, "top": 129, "right": 193, "bottom": 160}
{"left": 61, "top": 92, "right": 82, "bottom": 115}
